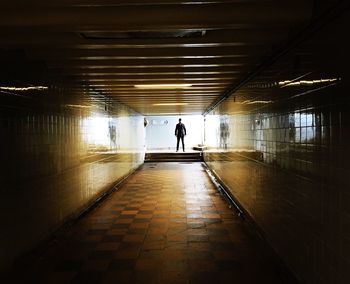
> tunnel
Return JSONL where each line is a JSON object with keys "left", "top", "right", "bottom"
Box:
{"left": 0, "top": 1, "right": 349, "bottom": 283}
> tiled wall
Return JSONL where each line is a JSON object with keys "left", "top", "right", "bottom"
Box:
{"left": 204, "top": 8, "right": 350, "bottom": 284}
{"left": 0, "top": 88, "right": 145, "bottom": 270}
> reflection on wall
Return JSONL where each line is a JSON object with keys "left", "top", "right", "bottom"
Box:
{"left": 81, "top": 113, "right": 145, "bottom": 154}
{"left": 81, "top": 115, "right": 115, "bottom": 149}
{"left": 0, "top": 89, "right": 145, "bottom": 270}
{"left": 204, "top": 9, "right": 350, "bottom": 284}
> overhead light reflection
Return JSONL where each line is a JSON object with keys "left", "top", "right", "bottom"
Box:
{"left": 153, "top": 103, "right": 188, "bottom": 106}
{"left": 135, "top": 84, "right": 192, "bottom": 89}
{"left": 65, "top": 104, "right": 91, "bottom": 108}
{"left": 241, "top": 100, "right": 272, "bottom": 105}
{"left": 279, "top": 78, "right": 340, "bottom": 87}
{"left": 0, "top": 86, "right": 48, "bottom": 91}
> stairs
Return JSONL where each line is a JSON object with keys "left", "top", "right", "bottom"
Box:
{"left": 145, "top": 151, "right": 203, "bottom": 162}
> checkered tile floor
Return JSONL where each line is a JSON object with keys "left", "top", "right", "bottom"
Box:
{"left": 7, "top": 163, "right": 291, "bottom": 284}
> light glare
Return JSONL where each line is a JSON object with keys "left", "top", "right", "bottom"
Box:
{"left": 134, "top": 84, "right": 192, "bottom": 89}
{"left": 278, "top": 78, "right": 340, "bottom": 87}
{"left": 0, "top": 86, "right": 48, "bottom": 91}
{"left": 66, "top": 104, "right": 91, "bottom": 108}
{"left": 152, "top": 103, "right": 188, "bottom": 106}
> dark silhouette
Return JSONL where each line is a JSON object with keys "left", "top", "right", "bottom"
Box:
{"left": 219, "top": 118, "right": 229, "bottom": 150}
{"left": 175, "top": 118, "right": 187, "bottom": 152}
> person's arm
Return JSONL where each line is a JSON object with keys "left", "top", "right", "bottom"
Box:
{"left": 175, "top": 125, "right": 178, "bottom": 136}
{"left": 184, "top": 125, "right": 186, "bottom": 135}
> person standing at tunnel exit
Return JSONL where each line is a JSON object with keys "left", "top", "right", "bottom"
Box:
{"left": 175, "top": 118, "right": 186, "bottom": 152}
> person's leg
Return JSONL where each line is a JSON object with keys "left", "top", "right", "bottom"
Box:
{"left": 181, "top": 136, "right": 185, "bottom": 151}
{"left": 176, "top": 136, "right": 180, "bottom": 151}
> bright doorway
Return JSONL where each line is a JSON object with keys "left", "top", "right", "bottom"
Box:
{"left": 145, "top": 115, "right": 204, "bottom": 151}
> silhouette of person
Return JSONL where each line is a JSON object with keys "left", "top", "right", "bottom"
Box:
{"left": 175, "top": 118, "right": 186, "bottom": 152}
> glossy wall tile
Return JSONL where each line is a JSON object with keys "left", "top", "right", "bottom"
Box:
{"left": 204, "top": 8, "right": 350, "bottom": 284}
{"left": 0, "top": 88, "right": 145, "bottom": 270}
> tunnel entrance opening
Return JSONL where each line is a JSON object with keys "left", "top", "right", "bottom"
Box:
{"left": 144, "top": 115, "right": 204, "bottom": 162}
{"left": 145, "top": 115, "right": 204, "bottom": 152}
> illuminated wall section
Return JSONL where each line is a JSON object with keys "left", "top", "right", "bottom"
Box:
{"left": 0, "top": 87, "right": 145, "bottom": 269}
{"left": 204, "top": 12, "right": 350, "bottom": 284}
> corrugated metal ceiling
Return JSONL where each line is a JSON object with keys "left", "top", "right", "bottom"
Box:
{"left": 0, "top": 0, "right": 314, "bottom": 114}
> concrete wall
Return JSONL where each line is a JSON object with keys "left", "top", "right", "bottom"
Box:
{"left": 204, "top": 9, "right": 350, "bottom": 284}
{"left": 0, "top": 87, "right": 145, "bottom": 270}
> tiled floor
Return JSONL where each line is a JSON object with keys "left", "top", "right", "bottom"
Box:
{"left": 7, "top": 163, "right": 294, "bottom": 284}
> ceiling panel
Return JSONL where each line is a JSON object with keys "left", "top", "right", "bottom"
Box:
{"left": 0, "top": 0, "right": 314, "bottom": 115}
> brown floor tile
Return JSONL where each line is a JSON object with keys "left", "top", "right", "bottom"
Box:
{"left": 121, "top": 210, "right": 138, "bottom": 215}
{"left": 130, "top": 222, "right": 150, "bottom": 229}
{"left": 168, "top": 223, "right": 187, "bottom": 231}
{"left": 151, "top": 217, "right": 168, "bottom": 223}
{"left": 109, "top": 259, "right": 136, "bottom": 270}
{"left": 71, "top": 270, "right": 104, "bottom": 284}
{"left": 213, "top": 250, "right": 239, "bottom": 260}
{"left": 187, "top": 235, "right": 209, "bottom": 242}
{"left": 107, "top": 228, "right": 128, "bottom": 235}
{"left": 102, "top": 270, "right": 132, "bottom": 284}
{"left": 42, "top": 271, "right": 77, "bottom": 284}
{"left": 114, "top": 249, "right": 140, "bottom": 259}
{"left": 188, "top": 259, "right": 217, "bottom": 271}
{"left": 161, "top": 270, "right": 189, "bottom": 284}
{"left": 114, "top": 218, "right": 133, "bottom": 224}
{"left": 135, "top": 259, "right": 164, "bottom": 270}
{"left": 95, "top": 242, "right": 120, "bottom": 251}
{"left": 84, "top": 235, "right": 104, "bottom": 242}
{"left": 187, "top": 250, "right": 213, "bottom": 260}
{"left": 164, "top": 259, "right": 188, "bottom": 271}
{"left": 135, "top": 214, "right": 153, "bottom": 219}
{"left": 139, "top": 250, "right": 164, "bottom": 259}
{"left": 167, "top": 234, "right": 187, "bottom": 242}
{"left": 164, "top": 249, "right": 187, "bottom": 260}
{"left": 131, "top": 270, "right": 162, "bottom": 284}
{"left": 209, "top": 235, "right": 231, "bottom": 242}
{"left": 81, "top": 259, "right": 111, "bottom": 271}
{"left": 123, "top": 234, "right": 145, "bottom": 242}
{"left": 148, "top": 227, "right": 168, "bottom": 234}
{"left": 8, "top": 163, "right": 296, "bottom": 284}
{"left": 189, "top": 271, "right": 219, "bottom": 284}
{"left": 188, "top": 242, "right": 212, "bottom": 251}
{"left": 142, "top": 239, "right": 166, "bottom": 250}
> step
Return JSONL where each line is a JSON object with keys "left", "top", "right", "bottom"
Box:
{"left": 145, "top": 152, "right": 203, "bottom": 162}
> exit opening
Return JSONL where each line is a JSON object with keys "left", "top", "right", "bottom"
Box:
{"left": 145, "top": 115, "right": 204, "bottom": 151}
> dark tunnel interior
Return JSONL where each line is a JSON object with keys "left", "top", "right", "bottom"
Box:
{"left": 0, "top": 1, "right": 349, "bottom": 283}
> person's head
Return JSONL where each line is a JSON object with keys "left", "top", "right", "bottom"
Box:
{"left": 179, "top": 118, "right": 182, "bottom": 122}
